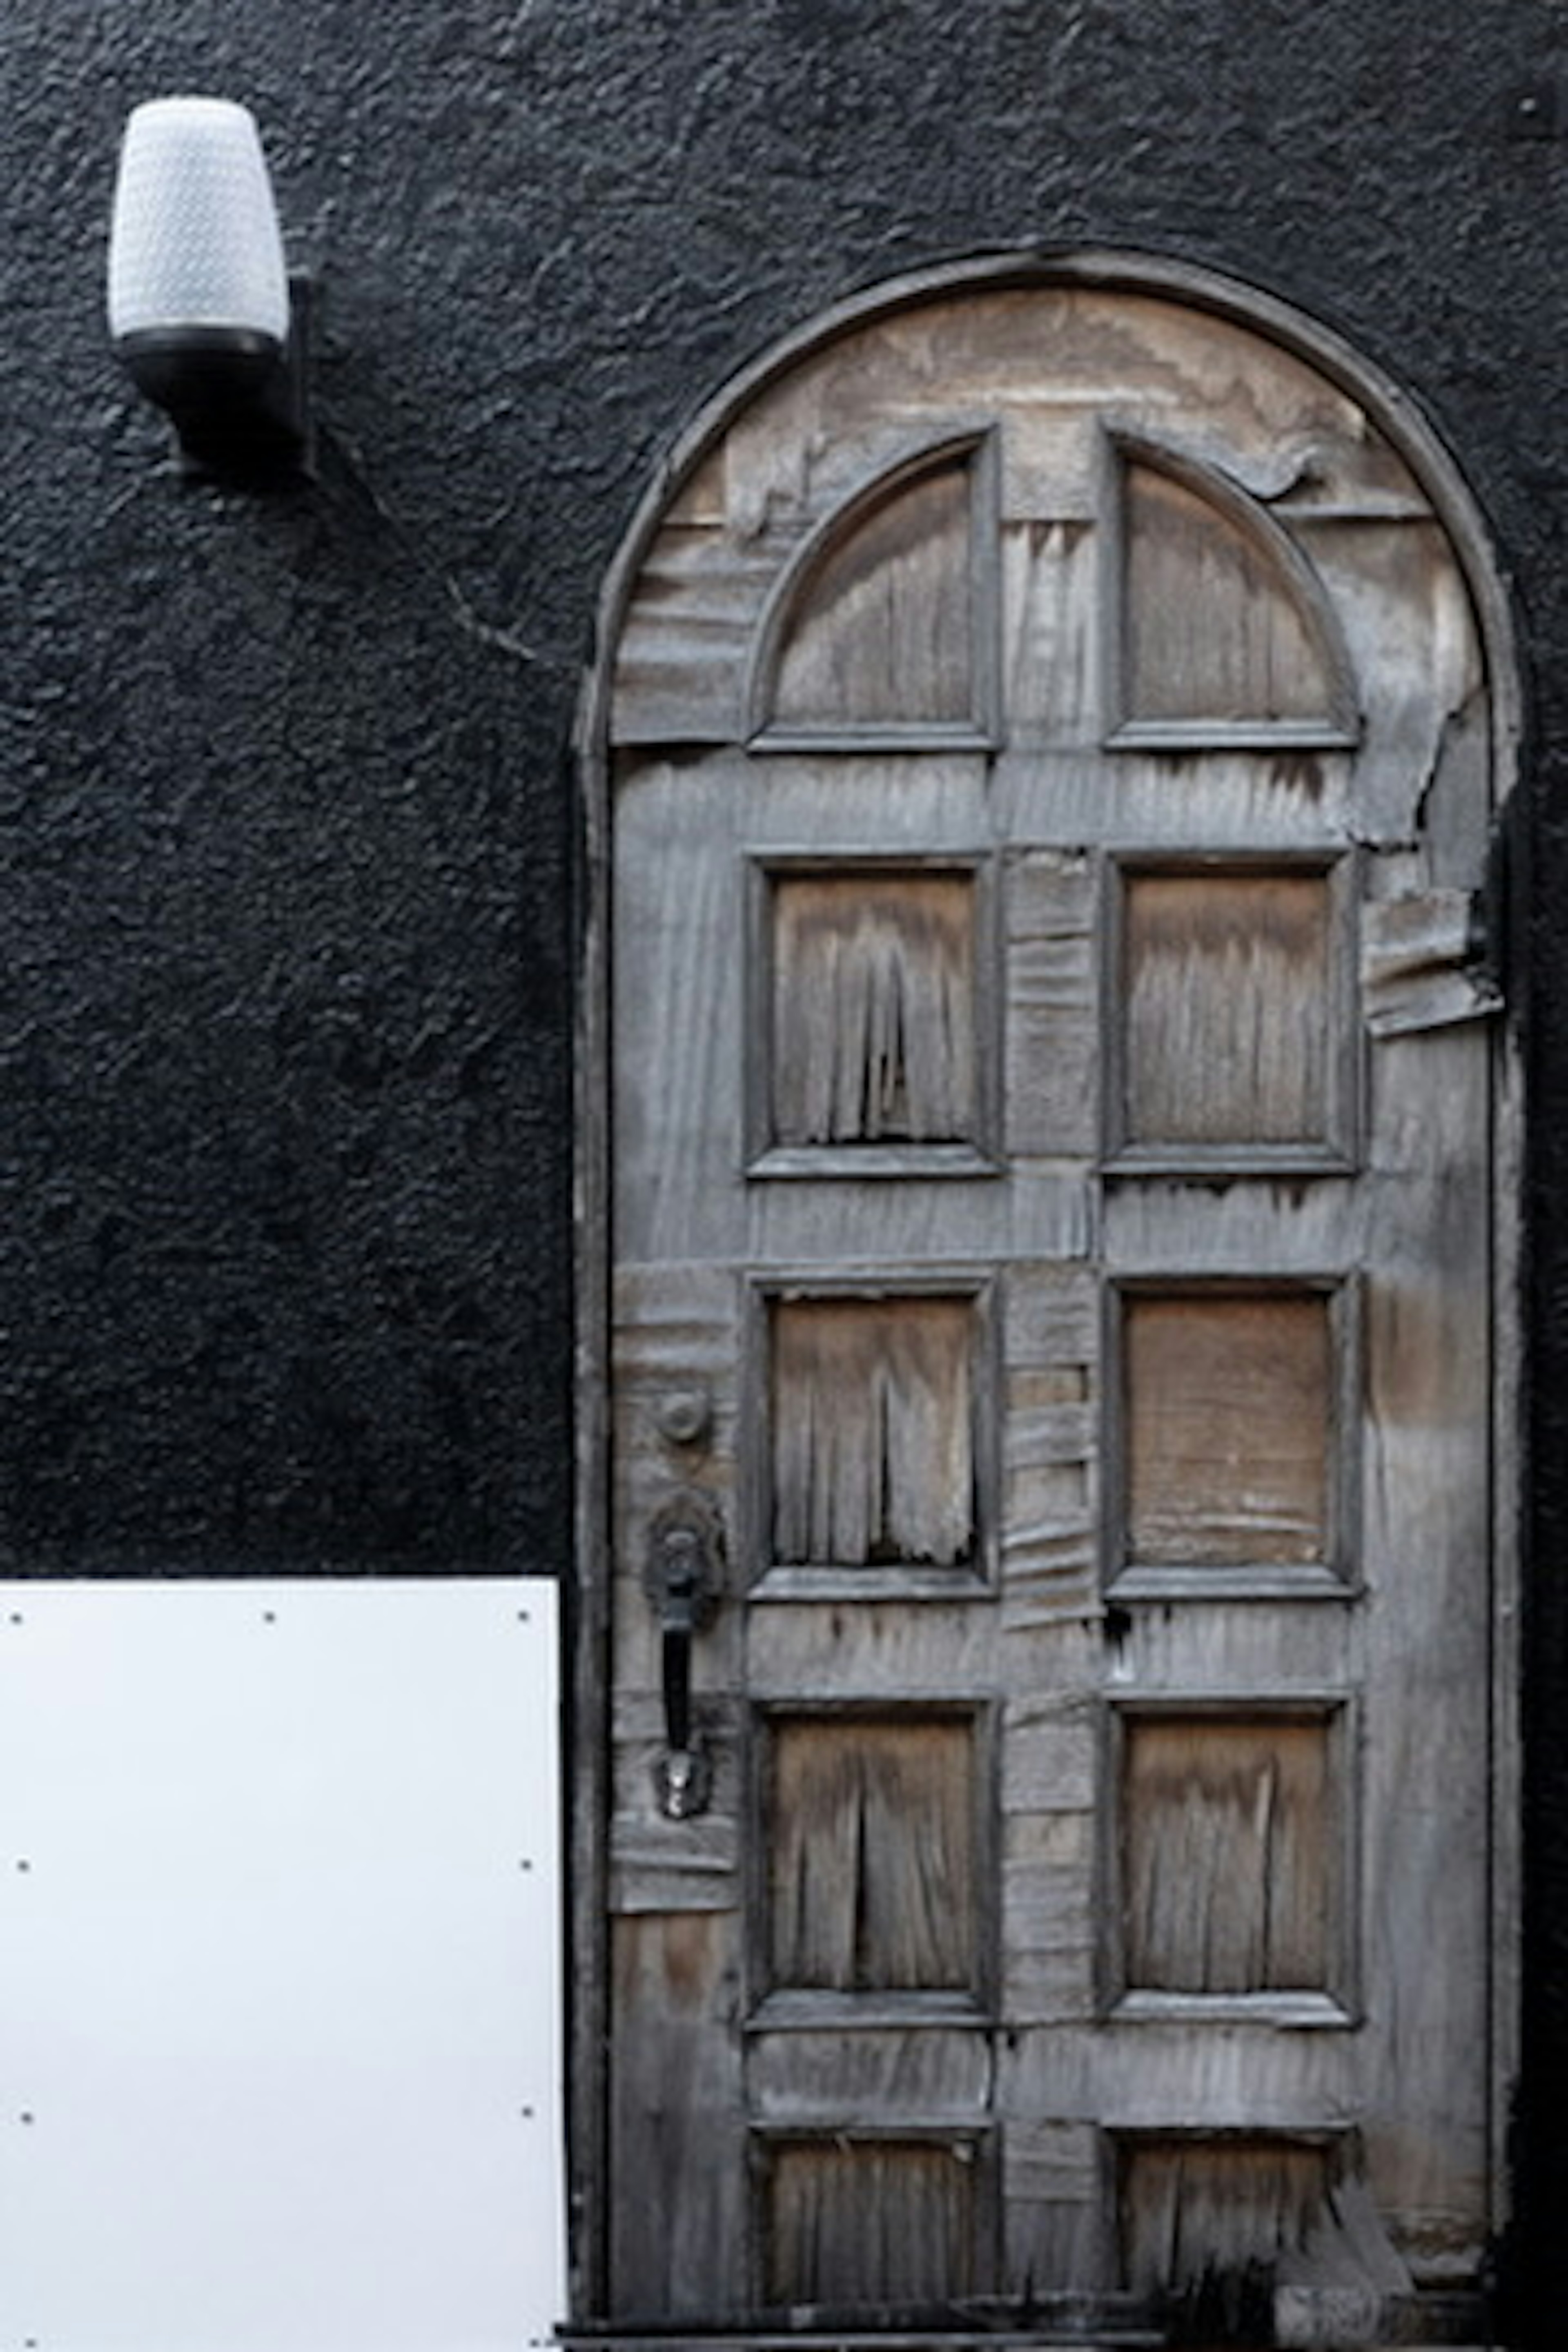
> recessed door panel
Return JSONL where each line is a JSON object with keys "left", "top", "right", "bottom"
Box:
{"left": 1118, "top": 1710, "right": 1345, "bottom": 1999}
{"left": 767, "top": 1294, "right": 979, "bottom": 1576}
{"left": 764, "top": 1713, "right": 980, "bottom": 1997}
{"left": 1120, "top": 1287, "right": 1335, "bottom": 1572}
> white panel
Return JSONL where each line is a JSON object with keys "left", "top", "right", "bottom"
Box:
{"left": 0, "top": 1579, "right": 565, "bottom": 2352}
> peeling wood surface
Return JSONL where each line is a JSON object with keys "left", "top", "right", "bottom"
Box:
{"left": 1117, "top": 868, "right": 1338, "bottom": 1156}
{"left": 766, "top": 457, "right": 977, "bottom": 734}
{"left": 1362, "top": 886, "right": 1500, "bottom": 1036}
{"left": 769, "top": 871, "right": 977, "bottom": 1147}
{"left": 610, "top": 1913, "right": 747, "bottom": 2316}
{"left": 598, "top": 282, "right": 1506, "bottom": 2334}
{"left": 610, "top": 287, "right": 1434, "bottom": 753}
{"left": 1120, "top": 458, "right": 1349, "bottom": 731}
{"left": 764, "top": 2138, "right": 981, "bottom": 2307}
{"left": 769, "top": 1296, "right": 976, "bottom": 1569}
{"left": 1120, "top": 1716, "right": 1336, "bottom": 1994}
{"left": 1003, "top": 853, "right": 1097, "bottom": 1160}
{"left": 766, "top": 1715, "right": 978, "bottom": 1993}
{"left": 1118, "top": 2137, "right": 1334, "bottom": 2294}
{"left": 746, "top": 2029, "right": 993, "bottom": 2122}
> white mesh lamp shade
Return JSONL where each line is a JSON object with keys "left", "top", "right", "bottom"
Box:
{"left": 108, "top": 98, "right": 308, "bottom": 478}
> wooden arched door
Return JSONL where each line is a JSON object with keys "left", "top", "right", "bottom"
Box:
{"left": 575, "top": 258, "right": 1517, "bottom": 2350}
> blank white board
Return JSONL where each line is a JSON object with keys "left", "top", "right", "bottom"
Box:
{"left": 0, "top": 1579, "right": 565, "bottom": 2352}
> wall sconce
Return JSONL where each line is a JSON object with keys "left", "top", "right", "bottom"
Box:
{"left": 107, "top": 97, "right": 312, "bottom": 482}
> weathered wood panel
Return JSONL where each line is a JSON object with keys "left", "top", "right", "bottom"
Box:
{"left": 1000, "top": 1267, "right": 1098, "bottom": 1631}
{"left": 766, "top": 1714, "right": 978, "bottom": 1994}
{"left": 1000, "top": 2013, "right": 1367, "bottom": 2130}
{"left": 1357, "top": 1021, "right": 1495, "bottom": 2270}
{"left": 612, "top": 764, "right": 748, "bottom": 1263}
{"left": 763, "top": 2136, "right": 982, "bottom": 2306}
{"left": 999, "top": 1669, "right": 1099, "bottom": 2028}
{"left": 1118, "top": 2136, "right": 1333, "bottom": 2296}
{"left": 1002, "top": 2118, "right": 1102, "bottom": 2292}
{"left": 1362, "top": 884, "right": 1500, "bottom": 1036}
{"left": 610, "top": 522, "right": 777, "bottom": 743}
{"left": 766, "top": 457, "right": 976, "bottom": 733}
{"left": 1123, "top": 1290, "right": 1332, "bottom": 1568}
{"left": 1004, "top": 851, "right": 1098, "bottom": 1160}
{"left": 994, "top": 744, "right": 1356, "bottom": 850}
{"left": 745, "top": 1598, "right": 1000, "bottom": 1701}
{"left": 1001, "top": 516, "right": 1100, "bottom": 748}
{"left": 1120, "top": 1715, "right": 1336, "bottom": 1994}
{"left": 769, "top": 1295, "right": 976, "bottom": 1568}
{"left": 769, "top": 870, "right": 977, "bottom": 1146}
{"left": 1296, "top": 517, "right": 1483, "bottom": 845}
{"left": 1001, "top": 1370, "right": 1096, "bottom": 1630}
{"left": 1100, "top": 1599, "right": 1353, "bottom": 1698}
{"left": 752, "top": 1166, "right": 1094, "bottom": 1272}
{"left": 1117, "top": 867, "right": 1337, "bottom": 1156}
{"left": 1120, "top": 457, "right": 1349, "bottom": 732}
{"left": 610, "top": 1913, "right": 747, "bottom": 2314}
{"left": 609, "top": 285, "right": 1440, "bottom": 761}
{"left": 746, "top": 2028, "right": 993, "bottom": 2120}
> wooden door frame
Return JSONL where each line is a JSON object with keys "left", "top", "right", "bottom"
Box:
{"left": 570, "top": 247, "right": 1524, "bottom": 2323}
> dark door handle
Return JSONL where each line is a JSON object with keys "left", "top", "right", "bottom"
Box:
{"left": 644, "top": 1501, "right": 722, "bottom": 1818}
{"left": 660, "top": 1542, "right": 699, "bottom": 1755}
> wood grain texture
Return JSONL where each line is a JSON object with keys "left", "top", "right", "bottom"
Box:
{"left": 1117, "top": 867, "right": 1338, "bottom": 1156}
{"left": 1118, "top": 2136, "right": 1334, "bottom": 2295}
{"left": 1123, "top": 1290, "right": 1332, "bottom": 1568}
{"left": 1004, "top": 851, "right": 1098, "bottom": 1160}
{"left": 763, "top": 2136, "right": 981, "bottom": 2306}
{"left": 769, "top": 1295, "right": 976, "bottom": 1568}
{"left": 1119, "top": 457, "right": 1351, "bottom": 733}
{"left": 608, "top": 285, "right": 1450, "bottom": 766}
{"left": 1002, "top": 2118, "right": 1103, "bottom": 2294}
{"left": 610, "top": 1914, "right": 747, "bottom": 2315}
{"left": 1298, "top": 517, "right": 1483, "bottom": 846}
{"left": 765, "top": 1714, "right": 978, "bottom": 1993}
{"left": 1362, "top": 885, "right": 1500, "bottom": 1036}
{"left": 1120, "top": 1715, "right": 1336, "bottom": 1994}
{"left": 746, "top": 2028, "right": 993, "bottom": 2121}
{"left": 612, "top": 521, "right": 778, "bottom": 743}
{"left": 1001, "top": 518, "right": 1100, "bottom": 748}
{"left": 765, "top": 456, "right": 976, "bottom": 733}
{"left": 768, "top": 870, "right": 977, "bottom": 1146}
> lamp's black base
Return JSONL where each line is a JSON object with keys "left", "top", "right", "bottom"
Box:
{"left": 114, "top": 279, "right": 313, "bottom": 486}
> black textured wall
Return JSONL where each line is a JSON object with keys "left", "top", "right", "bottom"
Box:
{"left": 5, "top": 1, "right": 1568, "bottom": 2334}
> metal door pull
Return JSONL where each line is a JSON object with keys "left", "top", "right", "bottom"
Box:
{"left": 644, "top": 1498, "right": 722, "bottom": 1819}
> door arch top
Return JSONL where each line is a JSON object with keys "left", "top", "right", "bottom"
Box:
{"left": 583, "top": 249, "right": 1520, "bottom": 794}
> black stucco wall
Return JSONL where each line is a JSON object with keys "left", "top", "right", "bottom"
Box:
{"left": 6, "top": 0, "right": 1568, "bottom": 2334}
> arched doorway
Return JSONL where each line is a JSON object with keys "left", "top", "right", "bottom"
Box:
{"left": 574, "top": 255, "right": 1520, "bottom": 2348}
